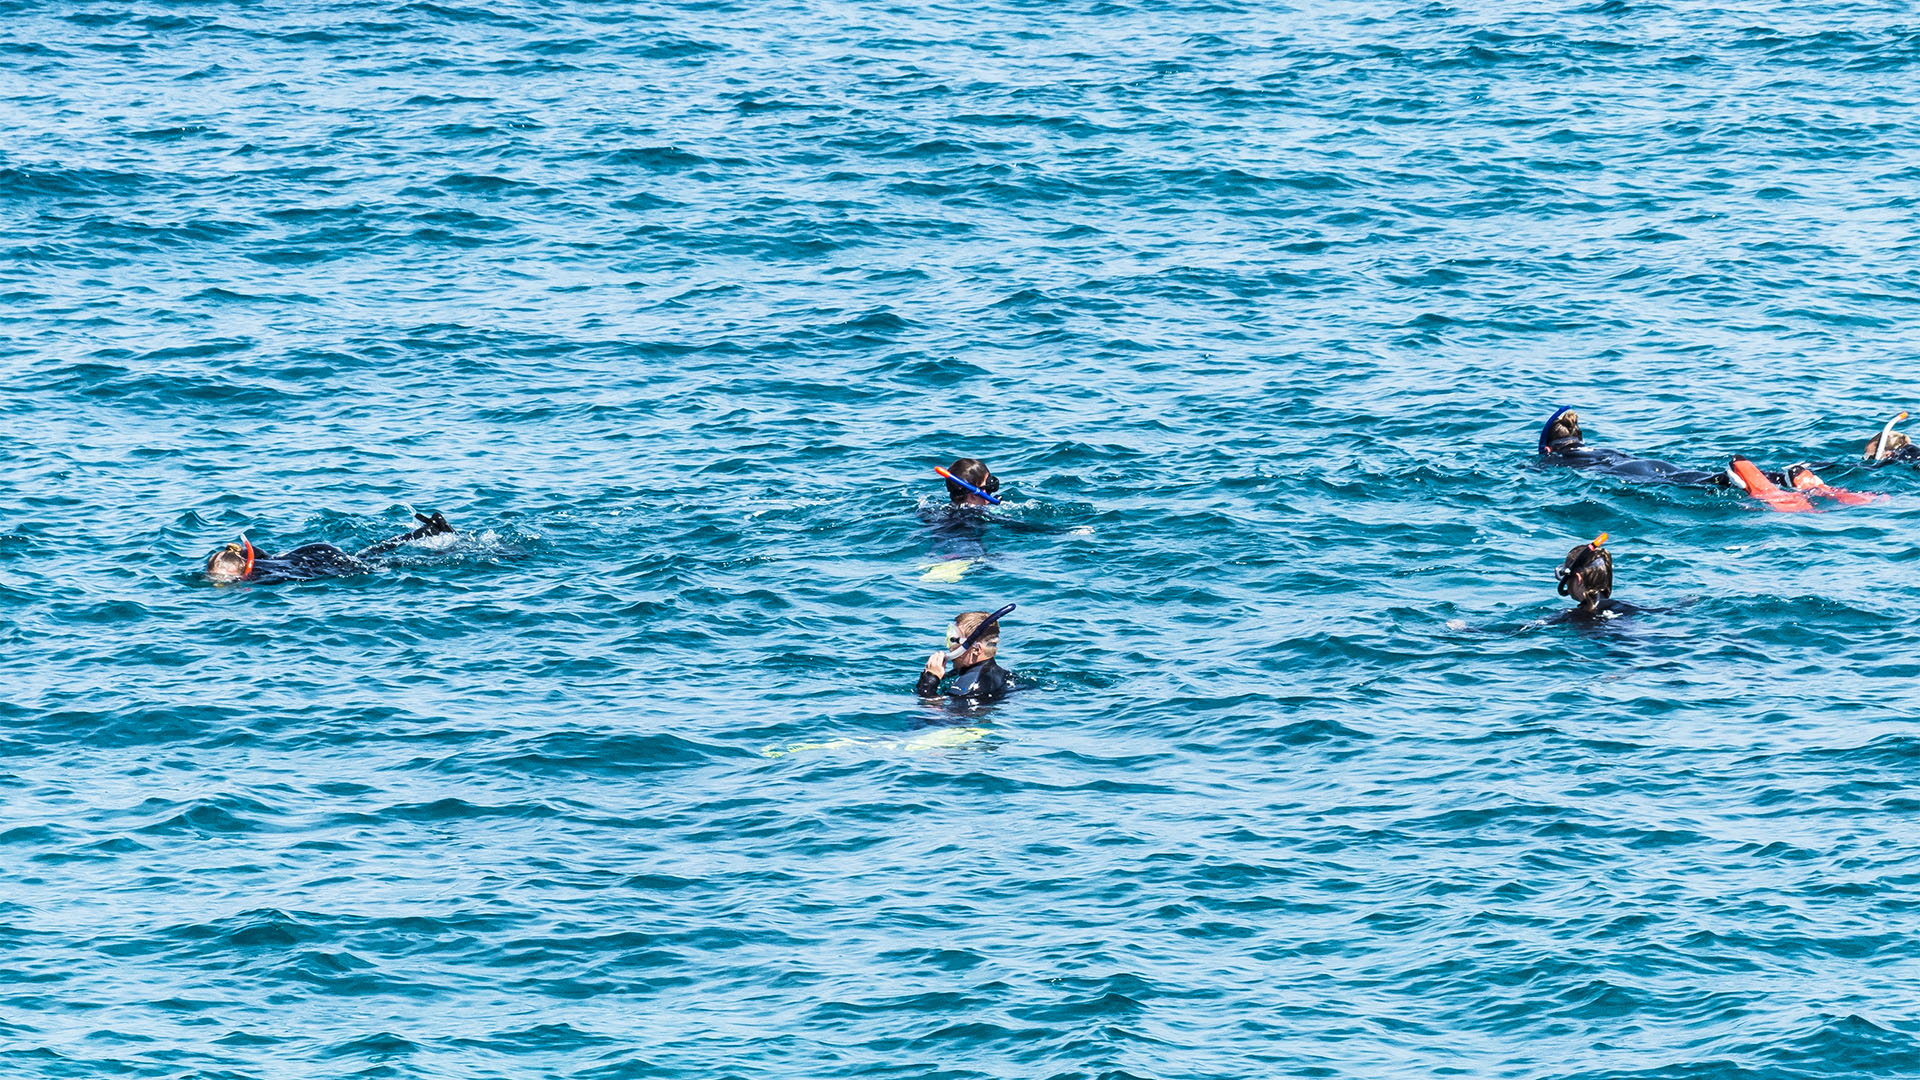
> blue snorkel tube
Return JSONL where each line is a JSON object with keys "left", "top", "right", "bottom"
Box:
{"left": 1539, "top": 406, "right": 1575, "bottom": 455}
{"left": 947, "top": 603, "right": 1015, "bottom": 661}
{"left": 935, "top": 466, "right": 1002, "bottom": 505}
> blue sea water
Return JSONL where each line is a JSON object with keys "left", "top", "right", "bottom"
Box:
{"left": 4, "top": 1, "right": 1920, "bottom": 1076}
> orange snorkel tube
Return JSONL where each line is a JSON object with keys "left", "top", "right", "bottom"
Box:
{"left": 241, "top": 538, "right": 256, "bottom": 577}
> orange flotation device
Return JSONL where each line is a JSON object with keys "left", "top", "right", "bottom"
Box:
{"left": 1726, "top": 458, "right": 1814, "bottom": 512}
{"left": 1786, "top": 464, "right": 1881, "bottom": 507}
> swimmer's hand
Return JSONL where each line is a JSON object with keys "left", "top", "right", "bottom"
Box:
{"left": 923, "top": 651, "right": 948, "bottom": 680}
{"left": 413, "top": 511, "right": 453, "bottom": 536}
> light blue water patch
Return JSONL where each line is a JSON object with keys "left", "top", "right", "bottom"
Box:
{"left": 2, "top": 1, "right": 1920, "bottom": 1077}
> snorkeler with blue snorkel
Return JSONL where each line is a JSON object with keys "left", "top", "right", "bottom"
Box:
{"left": 916, "top": 604, "right": 1015, "bottom": 702}
{"left": 1536, "top": 408, "right": 1730, "bottom": 486}
{"left": 1541, "top": 407, "right": 1882, "bottom": 511}
{"left": 936, "top": 458, "right": 1001, "bottom": 506}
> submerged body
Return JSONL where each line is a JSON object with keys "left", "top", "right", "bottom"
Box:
{"left": 205, "top": 512, "right": 453, "bottom": 584}
{"left": 915, "top": 657, "right": 1012, "bottom": 703}
{"left": 1542, "top": 445, "right": 1724, "bottom": 486}
{"left": 247, "top": 543, "right": 372, "bottom": 583}
{"left": 1549, "top": 596, "right": 1646, "bottom": 624}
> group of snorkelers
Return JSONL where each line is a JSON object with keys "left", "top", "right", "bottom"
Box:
{"left": 915, "top": 459, "right": 1017, "bottom": 704}
{"left": 200, "top": 409, "right": 1914, "bottom": 699}
{"left": 200, "top": 458, "right": 1022, "bottom": 706}
{"left": 1537, "top": 408, "right": 1914, "bottom": 619}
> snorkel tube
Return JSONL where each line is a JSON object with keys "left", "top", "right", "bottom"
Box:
{"left": 1873, "top": 411, "right": 1909, "bottom": 463}
{"left": 1538, "top": 406, "right": 1575, "bottom": 455}
{"left": 935, "top": 466, "right": 1002, "bottom": 505}
{"left": 241, "top": 537, "right": 256, "bottom": 578}
{"left": 947, "top": 603, "right": 1015, "bottom": 662}
{"left": 1556, "top": 533, "right": 1609, "bottom": 602}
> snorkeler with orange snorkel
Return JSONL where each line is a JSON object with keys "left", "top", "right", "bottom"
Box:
{"left": 1863, "top": 411, "right": 1920, "bottom": 465}
{"left": 204, "top": 512, "right": 455, "bottom": 584}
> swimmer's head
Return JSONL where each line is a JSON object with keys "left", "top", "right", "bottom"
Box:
{"left": 944, "top": 458, "right": 999, "bottom": 506}
{"left": 1555, "top": 534, "right": 1612, "bottom": 611}
{"left": 945, "top": 609, "right": 1002, "bottom": 665}
{"left": 1866, "top": 412, "right": 1910, "bottom": 461}
{"left": 205, "top": 539, "right": 255, "bottom": 581}
{"left": 1539, "top": 408, "right": 1584, "bottom": 455}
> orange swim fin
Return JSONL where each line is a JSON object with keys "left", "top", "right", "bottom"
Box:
{"left": 1726, "top": 458, "right": 1815, "bottom": 512}
{"left": 1785, "top": 464, "right": 1882, "bottom": 506}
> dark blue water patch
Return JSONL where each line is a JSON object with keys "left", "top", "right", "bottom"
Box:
{"left": 395, "top": 1, "right": 540, "bottom": 30}
{"left": 0, "top": 166, "right": 152, "bottom": 200}
{"left": 135, "top": 795, "right": 278, "bottom": 837}
{"left": 437, "top": 730, "right": 747, "bottom": 778}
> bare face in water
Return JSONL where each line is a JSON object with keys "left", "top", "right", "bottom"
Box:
{"left": 205, "top": 542, "right": 253, "bottom": 581}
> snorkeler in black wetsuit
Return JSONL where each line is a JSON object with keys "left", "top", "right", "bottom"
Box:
{"left": 1537, "top": 408, "right": 1729, "bottom": 486}
{"left": 915, "top": 606, "right": 1014, "bottom": 703}
{"left": 203, "top": 512, "right": 454, "bottom": 584}
{"left": 1864, "top": 412, "right": 1920, "bottom": 464}
{"left": 1553, "top": 533, "right": 1643, "bottom": 621}
{"left": 920, "top": 455, "right": 1067, "bottom": 548}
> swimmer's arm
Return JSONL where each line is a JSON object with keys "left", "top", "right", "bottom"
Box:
{"left": 354, "top": 534, "right": 412, "bottom": 559}
{"left": 355, "top": 512, "right": 453, "bottom": 559}
{"left": 915, "top": 652, "right": 946, "bottom": 696}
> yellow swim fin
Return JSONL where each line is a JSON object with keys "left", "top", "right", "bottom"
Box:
{"left": 918, "top": 558, "right": 972, "bottom": 583}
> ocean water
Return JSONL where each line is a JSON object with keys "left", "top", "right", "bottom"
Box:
{"left": 3, "top": 1, "right": 1920, "bottom": 1077}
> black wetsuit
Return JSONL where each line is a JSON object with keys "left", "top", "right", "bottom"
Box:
{"left": 916, "top": 659, "right": 1012, "bottom": 703}
{"left": 920, "top": 503, "right": 1069, "bottom": 538}
{"left": 1540, "top": 445, "right": 1724, "bottom": 487}
{"left": 1873, "top": 445, "right": 1920, "bottom": 465}
{"left": 242, "top": 513, "right": 452, "bottom": 584}
{"left": 246, "top": 543, "right": 372, "bottom": 584}
{"left": 1550, "top": 597, "right": 1646, "bottom": 624}
{"left": 1536, "top": 408, "right": 1733, "bottom": 486}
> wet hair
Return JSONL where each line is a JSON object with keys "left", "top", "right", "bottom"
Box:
{"left": 1866, "top": 429, "right": 1911, "bottom": 459}
{"left": 944, "top": 457, "right": 999, "bottom": 504}
{"left": 950, "top": 610, "right": 1001, "bottom": 657}
{"left": 1540, "top": 409, "right": 1584, "bottom": 454}
{"left": 205, "top": 542, "right": 251, "bottom": 578}
{"left": 1555, "top": 542, "right": 1612, "bottom": 607}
